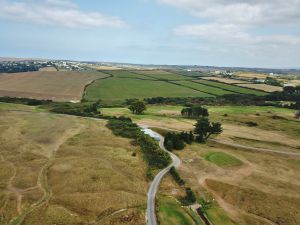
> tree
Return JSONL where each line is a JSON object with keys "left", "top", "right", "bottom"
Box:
{"left": 129, "top": 101, "right": 147, "bottom": 114}
{"left": 194, "top": 117, "right": 223, "bottom": 143}
{"left": 164, "top": 132, "right": 185, "bottom": 151}
{"left": 181, "top": 105, "right": 209, "bottom": 118}
{"left": 283, "top": 86, "right": 295, "bottom": 94}
{"left": 182, "top": 187, "right": 197, "bottom": 205}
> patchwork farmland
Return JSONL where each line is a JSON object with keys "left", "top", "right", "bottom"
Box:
{"left": 0, "top": 70, "right": 268, "bottom": 104}
{"left": 0, "top": 71, "right": 109, "bottom": 102}
{"left": 83, "top": 70, "right": 266, "bottom": 104}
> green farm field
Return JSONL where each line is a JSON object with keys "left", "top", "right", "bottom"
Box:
{"left": 172, "top": 80, "right": 234, "bottom": 96}
{"left": 83, "top": 77, "right": 212, "bottom": 104}
{"left": 83, "top": 70, "right": 267, "bottom": 104}
{"left": 133, "top": 70, "right": 193, "bottom": 80}
{"left": 195, "top": 79, "right": 267, "bottom": 96}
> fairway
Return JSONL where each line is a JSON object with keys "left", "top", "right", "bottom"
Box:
{"left": 204, "top": 152, "right": 243, "bottom": 167}
{"left": 158, "top": 196, "right": 196, "bottom": 225}
{"left": 0, "top": 71, "right": 109, "bottom": 102}
{"left": 84, "top": 77, "right": 212, "bottom": 103}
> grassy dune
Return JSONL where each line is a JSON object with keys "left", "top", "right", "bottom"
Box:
{"left": 0, "top": 103, "right": 148, "bottom": 225}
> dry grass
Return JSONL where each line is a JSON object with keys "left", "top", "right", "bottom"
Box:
{"left": 0, "top": 71, "right": 108, "bottom": 102}
{"left": 175, "top": 142, "right": 300, "bottom": 225}
{"left": 39, "top": 67, "right": 57, "bottom": 72}
{"left": 235, "top": 83, "right": 282, "bottom": 92}
{"left": 235, "top": 72, "right": 268, "bottom": 79}
{"left": 0, "top": 104, "right": 148, "bottom": 225}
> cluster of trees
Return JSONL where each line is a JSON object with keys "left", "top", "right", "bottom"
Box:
{"left": 137, "top": 134, "right": 171, "bottom": 169}
{"left": 106, "top": 118, "right": 171, "bottom": 169}
{"left": 144, "top": 95, "right": 264, "bottom": 106}
{"left": 181, "top": 105, "right": 209, "bottom": 118}
{"left": 106, "top": 117, "right": 140, "bottom": 138}
{"left": 181, "top": 187, "right": 197, "bottom": 205}
{"left": 0, "top": 96, "right": 52, "bottom": 106}
{"left": 283, "top": 86, "right": 300, "bottom": 95}
{"left": 128, "top": 100, "right": 147, "bottom": 114}
{"left": 169, "top": 166, "right": 185, "bottom": 186}
{"left": 264, "top": 77, "right": 282, "bottom": 86}
{"left": 49, "top": 101, "right": 101, "bottom": 117}
{"left": 164, "top": 132, "right": 194, "bottom": 151}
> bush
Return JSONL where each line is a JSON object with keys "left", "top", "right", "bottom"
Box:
{"left": 48, "top": 101, "right": 101, "bottom": 118}
{"left": 169, "top": 167, "right": 185, "bottom": 186}
{"left": 181, "top": 105, "right": 209, "bottom": 118}
{"left": 137, "top": 134, "right": 171, "bottom": 169}
{"left": 107, "top": 118, "right": 171, "bottom": 169}
{"left": 245, "top": 121, "right": 258, "bottom": 127}
{"left": 181, "top": 187, "right": 197, "bottom": 205}
{"left": 164, "top": 132, "right": 189, "bottom": 151}
{"left": 106, "top": 119, "right": 140, "bottom": 139}
{"left": 0, "top": 96, "right": 52, "bottom": 106}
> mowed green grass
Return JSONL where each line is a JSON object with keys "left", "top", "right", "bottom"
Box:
{"left": 158, "top": 196, "right": 197, "bottom": 225}
{"left": 204, "top": 152, "right": 243, "bottom": 167}
{"left": 172, "top": 81, "right": 234, "bottom": 96}
{"left": 84, "top": 78, "right": 212, "bottom": 103}
{"left": 195, "top": 79, "right": 267, "bottom": 96}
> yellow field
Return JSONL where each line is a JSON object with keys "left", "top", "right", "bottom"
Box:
{"left": 0, "top": 71, "right": 108, "bottom": 102}
{"left": 235, "top": 72, "right": 268, "bottom": 79}
{"left": 0, "top": 103, "right": 147, "bottom": 225}
{"left": 235, "top": 83, "right": 282, "bottom": 92}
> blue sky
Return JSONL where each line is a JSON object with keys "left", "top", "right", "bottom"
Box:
{"left": 0, "top": 0, "right": 300, "bottom": 68}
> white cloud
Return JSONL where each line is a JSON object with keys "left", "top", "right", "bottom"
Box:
{"left": 0, "top": 0, "right": 126, "bottom": 29}
{"left": 158, "top": 0, "right": 300, "bottom": 26}
{"left": 174, "top": 23, "right": 300, "bottom": 46}
{"left": 159, "top": 0, "right": 300, "bottom": 56}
